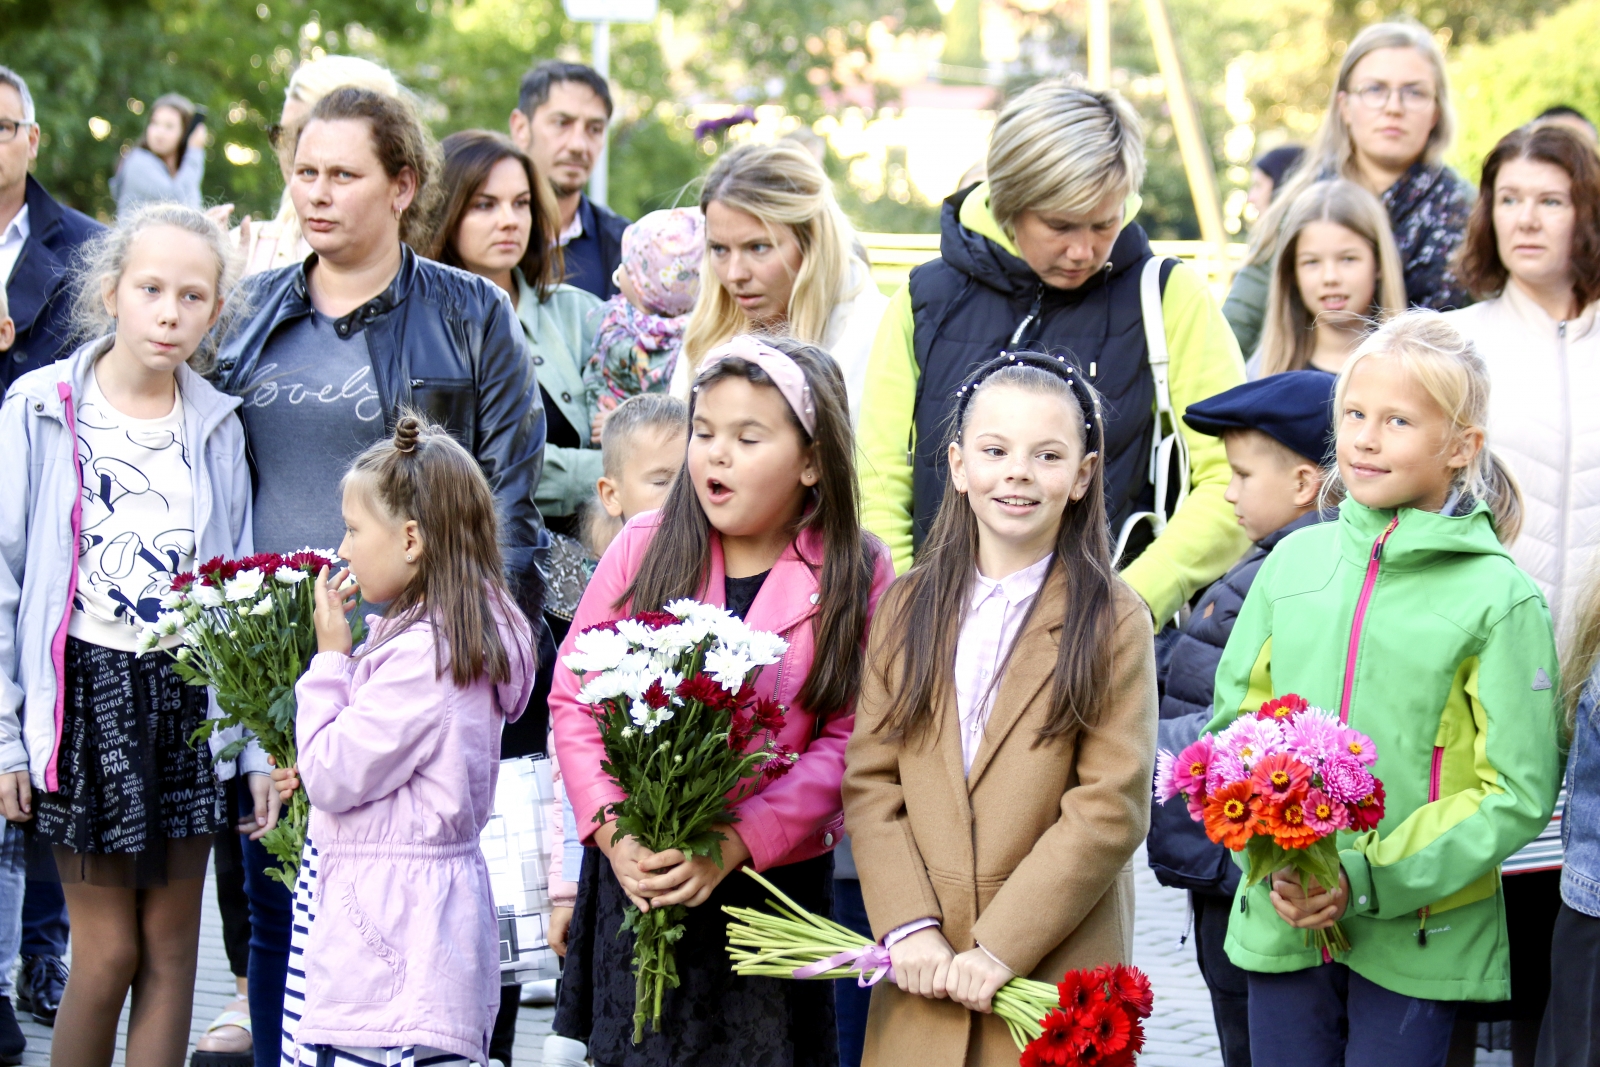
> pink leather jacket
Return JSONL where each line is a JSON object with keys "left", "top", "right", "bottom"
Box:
{"left": 551, "top": 512, "right": 894, "bottom": 872}
{"left": 292, "top": 607, "right": 536, "bottom": 1063}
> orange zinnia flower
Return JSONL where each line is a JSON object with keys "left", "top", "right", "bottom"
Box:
{"left": 1264, "top": 796, "right": 1322, "bottom": 850}
{"left": 1202, "top": 780, "right": 1262, "bottom": 850}
{"left": 1248, "top": 752, "right": 1311, "bottom": 805}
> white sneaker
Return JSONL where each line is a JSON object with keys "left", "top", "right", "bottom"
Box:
{"left": 520, "top": 978, "right": 559, "bottom": 1006}
{"left": 542, "top": 1033, "right": 589, "bottom": 1066}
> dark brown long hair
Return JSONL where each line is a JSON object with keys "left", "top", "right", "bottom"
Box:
{"left": 345, "top": 413, "right": 533, "bottom": 686}
{"left": 299, "top": 87, "right": 442, "bottom": 250}
{"left": 1456, "top": 121, "right": 1600, "bottom": 307}
{"left": 875, "top": 353, "right": 1116, "bottom": 745}
{"left": 428, "top": 130, "right": 564, "bottom": 301}
{"left": 618, "top": 337, "right": 878, "bottom": 716}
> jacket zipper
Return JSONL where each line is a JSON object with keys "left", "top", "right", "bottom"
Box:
{"left": 1556, "top": 319, "right": 1572, "bottom": 617}
{"left": 46, "top": 383, "right": 84, "bottom": 794}
{"left": 1339, "top": 515, "right": 1400, "bottom": 724}
{"left": 1416, "top": 745, "right": 1445, "bottom": 946}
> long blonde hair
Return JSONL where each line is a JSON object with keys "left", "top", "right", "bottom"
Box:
{"left": 1259, "top": 179, "right": 1406, "bottom": 375}
{"left": 1327, "top": 310, "right": 1522, "bottom": 543}
{"left": 1248, "top": 21, "right": 1455, "bottom": 267}
{"left": 681, "top": 141, "right": 864, "bottom": 374}
{"left": 1564, "top": 561, "right": 1600, "bottom": 736}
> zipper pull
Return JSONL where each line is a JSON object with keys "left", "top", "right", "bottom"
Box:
{"left": 1240, "top": 893, "right": 1249, "bottom": 914}
{"left": 1559, "top": 321, "right": 1567, "bottom": 339}
{"left": 1416, "top": 906, "right": 1430, "bottom": 947}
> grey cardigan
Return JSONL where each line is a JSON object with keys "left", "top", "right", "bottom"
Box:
{"left": 111, "top": 145, "right": 204, "bottom": 215}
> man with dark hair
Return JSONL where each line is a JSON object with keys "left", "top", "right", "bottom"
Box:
{"left": 0, "top": 64, "right": 102, "bottom": 391}
{"left": 509, "top": 60, "right": 629, "bottom": 299}
{"left": 1535, "top": 104, "right": 1599, "bottom": 148}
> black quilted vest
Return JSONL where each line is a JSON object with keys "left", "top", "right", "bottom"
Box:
{"left": 905, "top": 186, "right": 1171, "bottom": 554}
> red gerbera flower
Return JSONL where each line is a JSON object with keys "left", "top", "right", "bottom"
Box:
{"left": 1257, "top": 693, "right": 1309, "bottom": 723}
{"left": 1082, "top": 998, "right": 1132, "bottom": 1055}
{"left": 1057, "top": 969, "right": 1096, "bottom": 1021}
{"left": 1264, "top": 796, "right": 1323, "bottom": 850}
{"left": 1249, "top": 752, "right": 1312, "bottom": 805}
{"left": 1023, "top": 1008, "right": 1087, "bottom": 1065}
{"left": 1348, "top": 779, "right": 1387, "bottom": 831}
{"left": 1202, "top": 780, "right": 1263, "bottom": 850}
{"left": 1105, "top": 965, "right": 1154, "bottom": 1019}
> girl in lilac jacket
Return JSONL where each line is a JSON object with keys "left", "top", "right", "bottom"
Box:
{"left": 277, "top": 416, "right": 536, "bottom": 1066}
{"left": 550, "top": 337, "right": 893, "bottom": 1066}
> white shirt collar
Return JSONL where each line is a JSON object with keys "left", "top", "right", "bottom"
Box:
{"left": 556, "top": 205, "right": 584, "bottom": 247}
{"left": 970, "top": 553, "right": 1054, "bottom": 608}
{"left": 0, "top": 203, "right": 30, "bottom": 285}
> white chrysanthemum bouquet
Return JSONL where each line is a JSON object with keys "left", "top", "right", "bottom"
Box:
{"left": 563, "top": 600, "right": 797, "bottom": 1042}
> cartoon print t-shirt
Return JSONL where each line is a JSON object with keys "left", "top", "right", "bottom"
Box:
{"left": 67, "top": 371, "right": 196, "bottom": 653}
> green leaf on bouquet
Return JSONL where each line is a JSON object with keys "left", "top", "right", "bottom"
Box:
{"left": 214, "top": 737, "right": 248, "bottom": 762}
{"left": 267, "top": 689, "right": 297, "bottom": 733}
{"left": 681, "top": 828, "right": 728, "bottom": 865}
{"left": 1244, "top": 837, "right": 1290, "bottom": 888}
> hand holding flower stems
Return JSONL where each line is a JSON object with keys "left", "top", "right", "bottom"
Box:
{"left": 1271, "top": 867, "right": 1350, "bottom": 930}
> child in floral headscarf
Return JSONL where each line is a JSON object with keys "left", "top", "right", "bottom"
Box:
{"left": 583, "top": 207, "right": 704, "bottom": 441}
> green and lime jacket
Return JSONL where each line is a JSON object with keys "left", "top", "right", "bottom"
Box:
{"left": 1205, "top": 498, "right": 1563, "bottom": 1001}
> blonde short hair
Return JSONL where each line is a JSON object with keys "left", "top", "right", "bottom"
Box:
{"left": 986, "top": 80, "right": 1145, "bottom": 236}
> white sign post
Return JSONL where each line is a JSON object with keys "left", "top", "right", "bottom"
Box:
{"left": 561, "top": 0, "right": 658, "bottom": 207}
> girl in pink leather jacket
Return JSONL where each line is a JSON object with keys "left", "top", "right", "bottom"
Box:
{"left": 550, "top": 336, "right": 893, "bottom": 1067}
{"left": 275, "top": 415, "right": 537, "bottom": 1066}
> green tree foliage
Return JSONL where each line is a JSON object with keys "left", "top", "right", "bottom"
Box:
{"left": 1449, "top": 0, "right": 1600, "bottom": 181}
{"left": 0, "top": 0, "right": 426, "bottom": 218}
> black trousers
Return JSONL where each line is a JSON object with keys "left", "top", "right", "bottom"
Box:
{"left": 1193, "top": 890, "right": 1252, "bottom": 1067}
{"left": 1535, "top": 902, "right": 1600, "bottom": 1067}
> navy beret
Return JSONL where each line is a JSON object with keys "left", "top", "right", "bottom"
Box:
{"left": 1182, "top": 369, "right": 1336, "bottom": 464}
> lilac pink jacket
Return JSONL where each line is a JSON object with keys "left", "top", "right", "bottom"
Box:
{"left": 551, "top": 512, "right": 894, "bottom": 872}
{"left": 292, "top": 606, "right": 536, "bottom": 1063}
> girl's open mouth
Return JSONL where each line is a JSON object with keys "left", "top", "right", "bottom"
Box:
{"left": 706, "top": 478, "right": 733, "bottom": 504}
{"left": 994, "top": 495, "right": 1040, "bottom": 514}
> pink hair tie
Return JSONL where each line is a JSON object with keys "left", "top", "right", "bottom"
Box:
{"left": 696, "top": 336, "right": 817, "bottom": 437}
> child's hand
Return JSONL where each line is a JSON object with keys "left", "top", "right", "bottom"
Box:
{"left": 550, "top": 905, "right": 574, "bottom": 957}
{"left": 635, "top": 828, "right": 752, "bottom": 908}
{"left": 269, "top": 761, "right": 301, "bottom": 805}
{"left": 590, "top": 408, "right": 610, "bottom": 445}
{"left": 0, "top": 771, "right": 32, "bottom": 823}
{"left": 1269, "top": 867, "right": 1349, "bottom": 930}
{"left": 888, "top": 926, "right": 954, "bottom": 1000}
{"left": 312, "top": 566, "right": 358, "bottom": 655}
{"left": 597, "top": 821, "right": 654, "bottom": 912}
{"left": 239, "top": 771, "right": 284, "bottom": 840}
{"left": 946, "top": 947, "right": 1014, "bottom": 1013}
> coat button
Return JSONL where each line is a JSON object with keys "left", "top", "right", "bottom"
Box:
{"left": 33, "top": 402, "right": 43, "bottom": 412}
{"left": 533, "top": 355, "right": 544, "bottom": 365}
{"left": 561, "top": 391, "right": 572, "bottom": 403}
{"left": 1358, "top": 895, "right": 1368, "bottom": 905}
{"left": 823, "top": 832, "right": 834, "bottom": 847}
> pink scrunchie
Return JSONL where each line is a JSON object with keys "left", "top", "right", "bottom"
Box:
{"left": 696, "top": 335, "right": 817, "bottom": 437}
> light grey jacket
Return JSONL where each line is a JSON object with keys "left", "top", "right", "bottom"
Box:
{"left": 518, "top": 276, "right": 603, "bottom": 519}
{"left": 111, "top": 145, "right": 205, "bottom": 215}
{"left": 0, "top": 337, "right": 257, "bottom": 789}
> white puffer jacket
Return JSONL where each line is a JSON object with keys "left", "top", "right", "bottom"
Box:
{"left": 1447, "top": 281, "right": 1600, "bottom": 628}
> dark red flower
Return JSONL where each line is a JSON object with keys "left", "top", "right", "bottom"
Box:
{"left": 677, "top": 673, "right": 737, "bottom": 711}
{"left": 1083, "top": 998, "right": 1132, "bottom": 1055}
{"left": 1105, "top": 965, "right": 1153, "bottom": 1019}
{"left": 761, "top": 745, "right": 797, "bottom": 783}
{"left": 579, "top": 620, "right": 620, "bottom": 637}
{"left": 1348, "top": 779, "right": 1387, "bottom": 831}
{"left": 642, "top": 680, "right": 672, "bottom": 710}
{"left": 1057, "top": 969, "right": 1097, "bottom": 1020}
{"left": 631, "top": 610, "right": 680, "bottom": 630}
{"left": 751, "top": 697, "right": 787, "bottom": 734}
{"left": 167, "top": 572, "right": 197, "bottom": 593}
{"left": 283, "top": 550, "right": 332, "bottom": 573}
{"left": 1257, "top": 693, "right": 1309, "bottom": 723}
{"left": 1023, "top": 1008, "right": 1088, "bottom": 1065}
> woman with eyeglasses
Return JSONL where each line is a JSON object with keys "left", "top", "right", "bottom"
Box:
{"left": 1222, "top": 21, "right": 1475, "bottom": 357}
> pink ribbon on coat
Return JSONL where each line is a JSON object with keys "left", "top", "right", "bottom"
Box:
{"left": 793, "top": 943, "right": 896, "bottom": 987}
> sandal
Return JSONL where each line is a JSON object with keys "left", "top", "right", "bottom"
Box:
{"left": 190, "top": 999, "right": 253, "bottom": 1067}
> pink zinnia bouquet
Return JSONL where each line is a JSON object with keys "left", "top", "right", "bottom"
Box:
{"left": 1154, "top": 695, "right": 1386, "bottom": 957}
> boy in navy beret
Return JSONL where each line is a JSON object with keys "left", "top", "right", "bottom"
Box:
{"left": 1146, "top": 369, "right": 1336, "bottom": 1067}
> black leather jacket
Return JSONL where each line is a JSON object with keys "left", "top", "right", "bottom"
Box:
{"left": 215, "top": 247, "right": 548, "bottom": 603}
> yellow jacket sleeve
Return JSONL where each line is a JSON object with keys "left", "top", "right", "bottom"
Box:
{"left": 856, "top": 284, "right": 920, "bottom": 575}
{"left": 1120, "top": 263, "right": 1251, "bottom": 623}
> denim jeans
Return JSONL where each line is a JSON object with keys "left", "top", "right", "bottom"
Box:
{"left": 20, "top": 877, "right": 67, "bottom": 959}
{"left": 1248, "top": 962, "right": 1456, "bottom": 1067}
{"left": 0, "top": 825, "right": 26, "bottom": 997}
{"left": 241, "top": 784, "right": 294, "bottom": 1067}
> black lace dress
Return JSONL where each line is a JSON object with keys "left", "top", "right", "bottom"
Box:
{"left": 552, "top": 569, "right": 839, "bottom": 1067}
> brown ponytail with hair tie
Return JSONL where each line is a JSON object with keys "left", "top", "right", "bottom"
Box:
{"left": 393, "top": 416, "right": 422, "bottom": 454}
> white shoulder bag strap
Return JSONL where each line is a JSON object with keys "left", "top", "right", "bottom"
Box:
{"left": 1113, "top": 257, "right": 1190, "bottom": 566}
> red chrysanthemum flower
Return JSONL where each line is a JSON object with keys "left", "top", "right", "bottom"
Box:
{"left": 1249, "top": 752, "right": 1312, "bottom": 805}
{"left": 578, "top": 620, "right": 620, "bottom": 637}
{"left": 1202, "top": 780, "right": 1263, "bottom": 850}
{"left": 751, "top": 697, "right": 787, "bottom": 734}
{"left": 642, "top": 679, "right": 672, "bottom": 710}
{"left": 1264, "top": 796, "right": 1323, "bottom": 849}
{"left": 1105, "top": 965, "right": 1154, "bottom": 1019}
{"left": 676, "top": 673, "right": 737, "bottom": 711}
{"left": 631, "top": 610, "right": 680, "bottom": 629}
{"left": 1348, "top": 779, "right": 1387, "bottom": 831}
{"left": 761, "top": 744, "right": 797, "bottom": 783}
{"left": 1256, "top": 693, "right": 1308, "bottom": 723}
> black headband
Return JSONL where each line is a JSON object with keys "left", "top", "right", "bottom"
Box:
{"left": 952, "top": 350, "right": 1101, "bottom": 449}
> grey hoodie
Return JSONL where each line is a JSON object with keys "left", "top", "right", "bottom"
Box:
{"left": 111, "top": 145, "right": 204, "bottom": 216}
{"left": 0, "top": 337, "right": 258, "bottom": 789}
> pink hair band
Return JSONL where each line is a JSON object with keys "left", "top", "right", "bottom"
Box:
{"left": 696, "top": 336, "right": 817, "bottom": 437}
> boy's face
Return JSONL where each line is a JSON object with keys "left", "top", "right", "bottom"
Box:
{"left": 599, "top": 425, "right": 684, "bottom": 523}
{"left": 1223, "top": 429, "right": 1321, "bottom": 542}
{"left": 0, "top": 316, "right": 12, "bottom": 353}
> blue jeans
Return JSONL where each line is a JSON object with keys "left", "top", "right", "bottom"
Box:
{"left": 1248, "top": 963, "right": 1455, "bottom": 1067}
{"left": 0, "top": 825, "right": 27, "bottom": 997}
{"left": 241, "top": 786, "right": 294, "bottom": 1067}
{"left": 832, "top": 878, "right": 872, "bottom": 1067}
{"left": 20, "top": 876, "right": 67, "bottom": 959}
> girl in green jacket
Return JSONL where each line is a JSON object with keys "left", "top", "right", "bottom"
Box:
{"left": 1206, "top": 311, "right": 1564, "bottom": 1067}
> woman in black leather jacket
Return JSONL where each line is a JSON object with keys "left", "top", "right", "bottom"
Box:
{"left": 212, "top": 86, "right": 547, "bottom": 1065}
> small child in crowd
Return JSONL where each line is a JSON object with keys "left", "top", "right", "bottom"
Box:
{"left": 1252, "top": 179, "right": 1405, "bottom": 379}
{"left": 1208, "top": 312, "right": 1563, "bottom": 1067}
{"left": 274, "top": 415, "right": 537, "bottom": 1066}
{"left": 584, "top": 207, "right": 704, "bottom": 443}
{"left": 844, "top": 352, "right": 1158, "bottom": 1067}
{"left": 1146, "top": 369, "right": 1337, "bottom": 1067}
{"left": 544, "top": 393, "right": 686, "bottom": 1067}
{"left": 0, "top": 204, "right": 251, "bottom": 1067}
{"left": 551, "top": 335, "right": 893, "bottom": 1066}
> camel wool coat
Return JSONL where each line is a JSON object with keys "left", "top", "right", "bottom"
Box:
{"left": 843, "top": 571, "right": 1158, "bottom": 1067}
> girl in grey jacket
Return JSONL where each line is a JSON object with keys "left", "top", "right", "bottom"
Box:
{"left": 110, "top": 93, "right": 205, "bottom": 216}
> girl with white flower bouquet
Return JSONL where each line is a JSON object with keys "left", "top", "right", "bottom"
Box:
{"left": 550, "top": 336, "right": 893, "bottom": 1067}
{"left": 0, "top": 205, "right": 251, "bottom": 1066}
{"left": 1205, "top": 313, "right": 1564, "bottom": 1067}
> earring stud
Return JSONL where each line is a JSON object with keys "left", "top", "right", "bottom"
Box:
{"left": 406, "top": 554, "right": 414, "bottom": 563}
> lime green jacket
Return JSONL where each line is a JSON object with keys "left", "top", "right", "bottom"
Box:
{"left": 1206, "top": 498, "right": 1563, "bottom": 1001}
{"left": 855, "top": 189, "right": 1249, "bottom": 621}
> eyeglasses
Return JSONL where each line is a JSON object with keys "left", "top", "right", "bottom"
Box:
{"left": 1347, "top": 83, "right": 1436, "bottom": 112}
{"left": 0, "top": 119, "right": 35, "bottom": 144}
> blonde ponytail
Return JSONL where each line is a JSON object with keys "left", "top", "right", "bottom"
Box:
{"left": 1481, "top": 452, "right": 1524, "bottom": 546}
